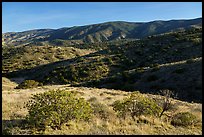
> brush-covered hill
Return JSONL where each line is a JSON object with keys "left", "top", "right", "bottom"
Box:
{"left": 5, "top": 28, "right": 202, "bottom": 102}
{"left": 2, "top": 18, "right": 202, "bottom": 46}
{"left": 2, "top": 45, "right": 95, "bottom": 73}
{"left": 2, "top": 38, "right": 131, "bottom": 73}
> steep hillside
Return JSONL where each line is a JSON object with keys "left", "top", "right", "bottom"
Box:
{"left": 2, "top": 18, "right": 202, "bottom": 46}
{"left": 5, "top": 28, "right": 202, "bottom": 102}
{"left": 86, "top": 58, "right": 201, "bottom": 103}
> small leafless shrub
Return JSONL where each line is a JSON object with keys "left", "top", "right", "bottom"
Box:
{"left": 159, "top": 89, "right": 177, "bottom": 117}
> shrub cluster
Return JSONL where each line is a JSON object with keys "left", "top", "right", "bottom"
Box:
{"left": 91, "top": 102, "right": 113, "bottom": 120}
{"left": 186, "top": 59, "right": 195, "bottom": 64}
{"left": 25, "top": 90, "right": 93, "bottom": 130}
{"left": 146, "top": 74, "right": 159, "bottom": 82}
{"left": 16, "top": 80, "right": 42, "bottom": 89}
{"left": 88, "top": 97, "right": 114, "bottom": 121}
{"left": 171, "top": 112, "right": 197, "bottom": 127}
{"left": 44, "top": 61, "right": 109, "bottom": 84}
{"left": 172, "top": 68, "right": 185, "bottom": 74}
{"left": 112, "top": 92, "right": 162, "bottom": 119}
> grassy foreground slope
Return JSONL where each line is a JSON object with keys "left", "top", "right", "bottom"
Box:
{"left": 2, "top": 81, "right": 202, "bottom": 135}
{"left": 2, "top": 77, "right": 18, "bottom": 90}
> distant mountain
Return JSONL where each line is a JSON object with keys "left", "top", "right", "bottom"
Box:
{"left": 2, "top": 18, "right": 202, "bottom": 46}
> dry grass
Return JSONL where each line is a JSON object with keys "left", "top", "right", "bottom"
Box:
{"left": 2, "top": 78, "right": 202, "bottom": 135}
{"left": 2, "top": 77, "right": 18, "bottom": 90}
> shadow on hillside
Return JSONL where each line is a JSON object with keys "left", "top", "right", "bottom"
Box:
{"left": 3, "top": 43, "right": 125, "bottom": 87}
{"left": 3, "top": 47, "right": 112, "bottom": 85}
{"left": 9, "top": 77, "right": 25, "bottom": 84}
{"left": 2, "top": 119, "right": 27, "bottom": 128}
{"left": 2, "top": 119, "right": 35, "bottom": 135}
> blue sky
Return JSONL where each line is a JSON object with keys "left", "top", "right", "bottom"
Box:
{"left": 2, "top": 2, "right": 202, "bottom": 33}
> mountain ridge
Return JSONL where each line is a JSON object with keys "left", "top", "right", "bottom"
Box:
{"left": 3, "top": 17, "right": 202, "bottom": 33}
{"left": 2, "top": 17, "right": 202, "bottom": 46}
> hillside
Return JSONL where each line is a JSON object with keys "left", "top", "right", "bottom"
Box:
{"left": 2, "top": 17, "right": 202, "bottom": 135}
{"left": 2, "top": 82, "right": 202, "bottom": 135}
{"left": 2, "top": 45, "right": 95, "bottom": 73}
{"left": 4, "top": 28, "right": 202, "bottom": 102}
{"left": 2, "top": 18, "right": 202, "bottom": 46}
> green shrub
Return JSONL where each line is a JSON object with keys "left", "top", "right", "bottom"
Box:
{"left": 171, "top": 112, "right": 197, "bottom": 127}
{"left": 50, "top": 39, "right": 63, "bottom": 46}
{"left": 90, "top": 101, "right": 114, "bottom": 121}
{"left": 150, "top": 63, "right": 159, "bottom": 68}
{"left": 186, "top": 59, "right": 195, "bottom": 64}
{"left": 160, "top": 79, "right": 166, "bottom": 83}
{"left": 2, "top": 128, "right": 12, "bottom": 135}
{"left": 88, "top": 97, "right": 98, "bottom": 102}
{"left": 146, "top": 74, "right": 159, "bottom": 82}
{"left": 136, "top": 67, "right": 145, "bottom": 73}
{"left": 16, "top": 80, "right": 42, "bottom": 89}
{"left": 191, "top": 38, "right": 201, "bottom": 46}
{"left": 104, "top": 57, "right": 113, "bottom": 65}
{"left": 173, "top": 68, "right": 185, "bottom": 74}
{"left": 151, "top": 66, "right": 160, "bottom": 72}
{"left": 150, "top": 85, "right": 161, "bottom": 90}
{"left": 106, "top": 75, "right": 118, "bottom": 83}
{"left": 121, "top": 83, "right": 135, "bottom": 91}
{"left": 112, "top": 92, "right": 162, "bottom": 119}
{"left": 25, "top": 90, "right": 93, "bottom": 130}
{"left": 150, "top": 63, "right": 160, "bottom": 72}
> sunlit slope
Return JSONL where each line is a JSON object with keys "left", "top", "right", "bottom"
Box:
{"left": 5, "top": 28, "right": 202, "bottom": 102}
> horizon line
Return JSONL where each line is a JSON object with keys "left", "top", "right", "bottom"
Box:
{"left": 3, "top": 17, "right": 202, "bottom": 33}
